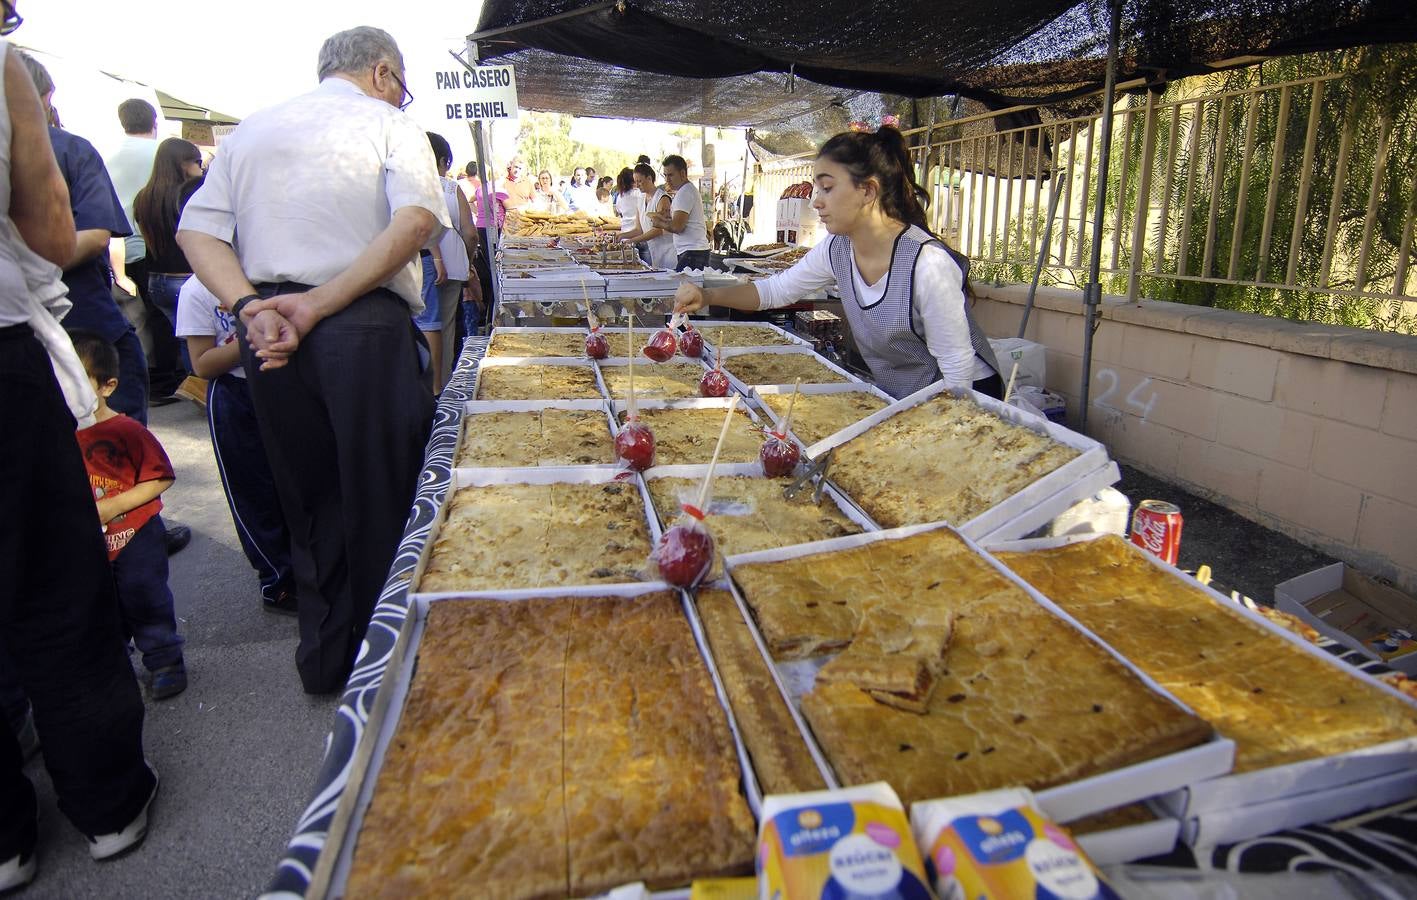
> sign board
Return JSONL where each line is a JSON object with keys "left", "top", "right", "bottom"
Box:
{"left": 433, "top": 65, "right": 518, "bottom": 122}
{"left": 212, "top": 124, "right": 238, "bottom": 145}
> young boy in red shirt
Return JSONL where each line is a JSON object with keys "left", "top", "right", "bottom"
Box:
{"left": 70, "top": 332, "right": 187, "bottom": 699}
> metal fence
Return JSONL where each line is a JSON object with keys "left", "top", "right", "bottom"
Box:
{"left": 752, "top": 65, "right": 1417, "bottom": 321}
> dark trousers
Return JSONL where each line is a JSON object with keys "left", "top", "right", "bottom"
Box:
{"left": 676, "top": 249, "right": 712, "bottom": 271}
{"left": 241, "top": 288, "right": 433, "bottom": 694}
{"left": 111, "top": 326, "right": 150, "bottom": 426}
{"left": 207, "top": 373, "right": 293, "bottom": 602}
{"left": 112, "top": 518, "right": 184, "bottom": 672}
{"left": 129, "top": 258, "right": 183, "bottom": 396}
{"left": 0, "top": 325, "right": 154, "bottom": 857}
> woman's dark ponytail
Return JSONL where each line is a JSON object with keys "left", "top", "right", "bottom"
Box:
{"left": 817, "top": 125, "right": 933, "bottom": 235}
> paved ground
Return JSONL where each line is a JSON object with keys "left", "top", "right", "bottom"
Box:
{"left": 13, "top": 395, "right": 1346, "bottom": 899}
{"left": 19, "top": 399, "right": 337, "bottom": 900}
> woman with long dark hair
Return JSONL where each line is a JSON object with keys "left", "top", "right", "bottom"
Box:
{"left": 673, "top": 126, "right": 1001, "bottom": 399}
{"left": 133, "top": 138, "right": 204, "bottom": 366}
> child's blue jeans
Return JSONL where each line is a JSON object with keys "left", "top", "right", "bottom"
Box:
{"left": 113, "top": 517, "right": 184, "bottom": 671}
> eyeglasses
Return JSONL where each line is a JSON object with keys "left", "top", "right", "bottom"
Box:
{"left": 389, "top": 68, "right": 413, "bottom": 111}
{"left": 0, "top": 1, "right": 22, "bottom": 35}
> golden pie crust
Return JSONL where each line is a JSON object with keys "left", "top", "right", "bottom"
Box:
{"left": 757, "top": 391, "right": 890, "bottom": 446}
{"left": 346, "top": 594, "right": 755, "bottom": 897}
{"left": 487, "top": 329, "right": 588, "bottom": 358}
{"left": 457, "top": 409, "right": 613, "bottom": 467}
{"left": 476, "top": 364, "right": 602, "bottom": 400}
{"left": 830, "top": 394, "right": 1080, "bottom": 528}
{"left": 816, "top": 603, "right": 953, "bottom": 714}
{"left": 732, "top": 530, "right": 1212, "bottom": 804}
{"left": 618, "top": 408, "right": 762, "bottom": 467}
{"left": 694, "top": 588, "right": 827, "bottom": 795}
{"left": 996, "top": 536, "right": 1417, "bottom": 772}
{"left": 646, "top": 475, "right": 861, "bottom": 557}
{"left": 721, "top": 352, "right": 849, "bottom": 386}
{"left": 703, "top": 325, "right": 796, "bottom": 349}
{"left": 420, "top": 482, "right": 651, "bottom": 591}
{"left": 602, "top": 363, "right": 706, "bottom": 400}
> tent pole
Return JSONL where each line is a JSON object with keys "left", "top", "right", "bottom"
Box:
{"left": 1078, "top": 0, "right": 1123, "bottom": 433}
{"left": 1018, "top": 170, "right": 1068, "bottom": 339}
{"left": 740, "top": 127, "right": 752, "bottom": 242}
{"left": 465, "top": 41, "right": 502, "bottom": 320}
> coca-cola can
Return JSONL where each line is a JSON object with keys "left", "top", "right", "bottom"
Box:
{"left": 1130, "top": 499, "right": 1183, "bottom": 565}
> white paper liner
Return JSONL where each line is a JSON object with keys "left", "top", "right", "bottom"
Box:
{"left": 320, "top": 580, "right": 763, "bottom": 898}
{"left": 983, "top": 531, "right": 1417, "bottom": 817}
{"left": 803, "top": 379, "right": 1113, "bottom": 543}
{"left": 721, "top": 522, "right": 1236, "bottom": 824}
{"left": 471, "top": 356, "right": 609, "bottom": 402}
{"left": 409, "top": 465, "right": 662, "bottom": 596}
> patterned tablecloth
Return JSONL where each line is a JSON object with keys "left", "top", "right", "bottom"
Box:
{"left": 263, "top": 340, "right": 1417, "bottom": 896}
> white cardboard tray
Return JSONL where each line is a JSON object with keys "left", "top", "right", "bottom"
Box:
{"left": 805, "top": 380, "right": 1114, "bottom": 543}
{"left": 973, "top": 461, "right": 1123, "bottom": 545}
{"left": 594, "top": 357, "right": 712, "bottom": 402}
{"left": 1065, "top": 805, "right": 1181, "bottom": 867}
{"left": 311, "top": 582, "right": 763, "bottom": 900}
{"left": 471, "top": 356, "right": 609, "bottom": 402}
{"left": 409, "top": 465, "right": 662, "bottom": 596}
{"left": 748, "top": 382, "right": 895, "bottom": 451}
{"left": 722, "top": 522, "right": 1235, "bottom": 824}
{"left": 713, "top": 344, "right": 862, "bottom": 398}
{"left": 454, "top": 399, "right": 618, "bottom": 471}
{"left": 693, "top": 319, "right": 814, "bottom": 353}
{"left": 607, "top": 399, "right": 765, "bottom": 471}
{"left": 984, "top": 532, "right": 1417, "bottom": 817}
{"left": 1176, "top": 766, "right": 1417, "bottom": 848}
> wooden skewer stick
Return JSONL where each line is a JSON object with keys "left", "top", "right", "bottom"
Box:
{"left": 696, "top": 396, "right": 740, "bottom": 512}
{"left": 627, "top": 310, "right": 636, "bottom": 419}
{"left": 1003, "top": 362, "right": 1020, "bottom": 404}
{"left": 781, "top": 378, "right": 802, "bottom": 434}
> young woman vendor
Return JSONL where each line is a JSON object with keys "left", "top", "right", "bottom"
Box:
{"left": 673, "top": 126, "right": 1002, "bottom": 400}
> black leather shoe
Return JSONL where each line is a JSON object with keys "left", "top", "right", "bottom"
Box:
{"left": 263, "top": 589, "right": 299, "bottom": 617}
{"left": 164, "top": 525, "right": 192, "bottom": 556}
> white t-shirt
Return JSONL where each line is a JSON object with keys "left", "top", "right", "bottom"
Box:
{"left": 174, "top": 275, "right": 244, "bottom": 378}
{"left": 639, "top": 188, "right": 677, "bottom": 270}
{"left": 103, "top": 135, "right": 159, "bottom": 263}
{"left": 179, "top": 78, "right": 451, "bottom": 314}
{"left": 614, "top": 189, "right": 641, "bottom": 232}
{"left": 669, "top": 183, "right": 710, "bottom": 255}
{"left": 568, "top": 183, "right": 597, "bottom": 213}
{"left": 754, "top": 238, "right": 991, "bottom": 389}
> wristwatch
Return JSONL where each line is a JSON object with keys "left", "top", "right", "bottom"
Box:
{"left": 231, "top": 293, "right": 261, "bottom": 320}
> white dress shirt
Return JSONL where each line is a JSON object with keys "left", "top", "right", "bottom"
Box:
{"left": 754, "top": 238, "right": 991, "bottom": 388}
{"left": 179, "top": 78, "right": 449, "bottom": 313}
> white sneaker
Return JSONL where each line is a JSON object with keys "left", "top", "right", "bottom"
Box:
{"left": 88, "top": 768, "right": 158, "bottom": 861}
{"left": 0, "top": 850, "right": 35, "bottom": 893}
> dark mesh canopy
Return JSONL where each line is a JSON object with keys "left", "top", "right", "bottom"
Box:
{"left": 472, "top": 0, "right": 1417, "bottom": 124}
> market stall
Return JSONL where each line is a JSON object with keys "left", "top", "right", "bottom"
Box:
{"left": 265, "top": 323, "right": 1417, "bottom": 898}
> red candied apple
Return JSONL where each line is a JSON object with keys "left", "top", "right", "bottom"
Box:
{"left": 642, "top": 328, "right": 677, "bottom": 362}
{"left": 679, "top": 327, "right": 704, "bottom": 358}
{"left": 656, "top": 523, "right": 714, "bottom": 587}
{"left": 760, "top": 433, "right": 801, "bottom": 477}
{"left": 700, "top": 369, "right": 730, "bottom": 398}
{"left": 585, "top": 330, "right": 609, "bottom": 359}
{"left": 614, "top": 419, "right": 656, "bottom": 471}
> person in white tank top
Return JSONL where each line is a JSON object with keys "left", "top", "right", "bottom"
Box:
{"left": 616, "top": 162, "right": 675, "bottom": 269}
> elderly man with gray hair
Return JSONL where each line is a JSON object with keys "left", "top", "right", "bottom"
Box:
{"left": 178, "top": 26, "right": 449, "bottom": 695}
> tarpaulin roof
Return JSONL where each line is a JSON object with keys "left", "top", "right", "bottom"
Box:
{"left": 471, "top": 0, "right": 1417, "bottom": 125}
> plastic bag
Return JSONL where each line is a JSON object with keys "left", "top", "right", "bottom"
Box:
{"left": 760, "top": 430, "right": 801, "bottom": 477}
{"left": 643, "top": 313, "right": 687, "bottom": 362}
{"left": 614, "top": 417, "right": 656, "bottom": 471}
{"left": 585, "top": 326, "right": 609, "bottom": 359}
{"left": 678, "top": 324, "right": 703, "bottom": 358}
{"left": 700, "top": 368, "right": 730, "bottom": 397}
{"left": 653, "top": 503, "right": 715, "bottom": 588}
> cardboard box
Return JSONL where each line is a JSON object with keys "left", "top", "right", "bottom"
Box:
{"left": 1276, "top": 564, "right": 1417, "bottom": 675}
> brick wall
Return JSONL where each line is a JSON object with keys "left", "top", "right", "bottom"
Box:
{"left": 973, "top": 284, "right": 1417, "bottom": 593}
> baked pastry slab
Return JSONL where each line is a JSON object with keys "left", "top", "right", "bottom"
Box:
{"left": 346, "top": 598, "right": 573, "bottom": 899}
{"left": 720, "top": 352, "right": 849, "bottom": 386}
{"left": 346, "top": 594, "right": 756, "bottom": 898}
{"left": 995, "top": 535, "right": 1417, "bottom": 773}
{"left": 487, "top": 330, "right": 588, "bottom": 358}
{"left": 601, "top": 363, "right": 707, "bottom": 401}
{"left": 732, "top": 530, "right": 1212, "bottom": 804}
{"left": 757, "top": 390, "right": 890, "bottom": 446}
{"left": 702, "top": 325, "right": 796, "bottom": 349}
{"left": 420, "top": 482, "right": 652, "bottom": 591}
{"left": 564, "top": 594, "right": 756, "bottom": 894}
{"left": 476, "top": 364, "right": 603, "bottom": 400}
{"left": 457, "top": 409, "right": 614, "bottom": 468}
{"left": 816, "top": 603, "right": 953, "bottom": 714}
{"left": 829, "top": 393, "right": 1080, "bottom": 528}
{"left": 693, "top": 588, "right": 827, "bottom": 795}
{"left": 602, "top": 329, "right": 670, "bottom": 359}
{"left": 646, "top": 476, "right": 862, "bottom": 557}
{"left": 618, "top": 408, "right": 763, "bottom": 467}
